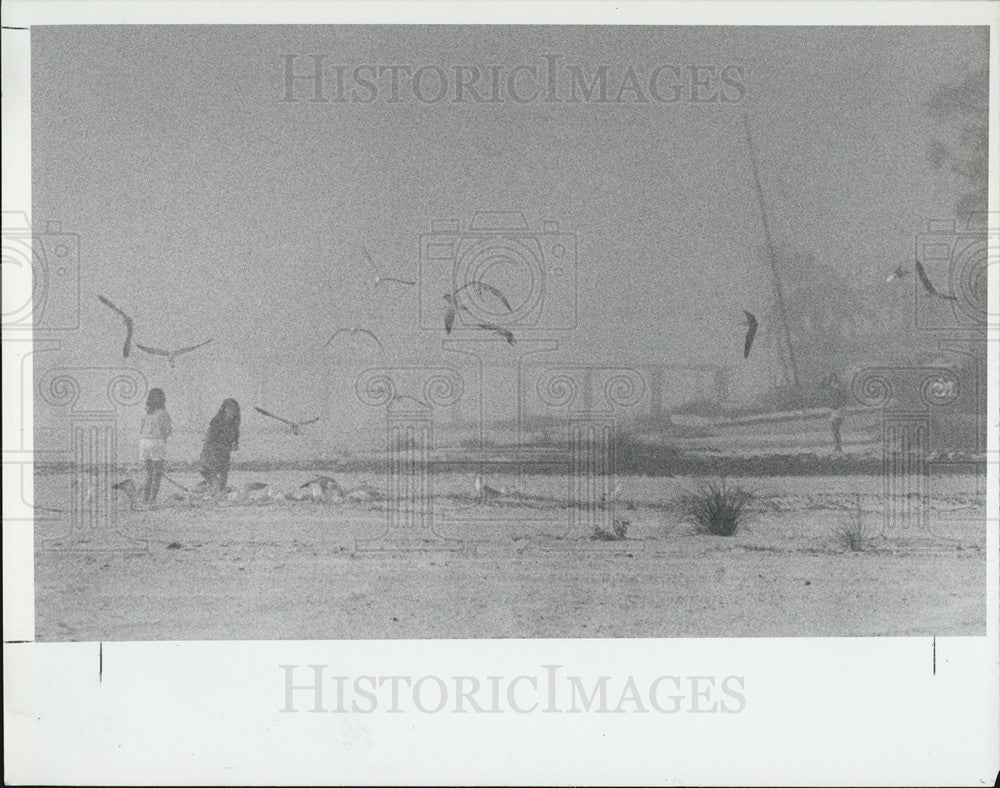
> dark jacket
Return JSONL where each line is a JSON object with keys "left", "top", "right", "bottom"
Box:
{"left": 200, "top": 419, "right": 239, "bottom": 472}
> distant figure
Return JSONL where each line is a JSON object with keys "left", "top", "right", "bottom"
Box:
{"left": 830, "top": 407, "right": 845, "bottom": 453}
{"left": 200, "top": 398, "right": 241, "bottom": 492}
{"left": 822, "top": 375, "right": 848, "bottom": 454}
{"left": 139, "top": 387, "right": 172, "bottom": 505}
{"left": 742, "top": 311, "right": 758, "bottom": 359}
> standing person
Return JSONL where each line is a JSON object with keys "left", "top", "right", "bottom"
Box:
{"left": 139, "top": 387, "right": 172, "bottom": 505}
{"left": 200, "top": 398, "right": 241, "bottom": 492}
{"left": 823, "top": 374, "right": 847, "bottom": 454}
{"left": 830, "top": 406, "right": 845, "bottom": 453}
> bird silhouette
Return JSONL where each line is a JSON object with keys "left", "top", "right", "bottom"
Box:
{"left": 111, "top": 478, "right": 138, "bottom": 507}
{"left": 253, "top": 406, "right": 320, "bottom": 435}
{"left": 135, "top": 338, "right": 213, "bottom": 367}
{"left": 298, "top": 475, "right": 343, "bottom": 501}
{"left": 363, "top": 245, "right": 416, "bottom": 289}
{"left": 886, "top": 266, "right": 910, "bottom": 283}
{"left": 742, "top": 311, "right": 758, "bottom": 359}
{"left": 442, "top": 281, "right": 514, "bottom": 334}
{"left": 443, "top": 293, "right": 462, "bottom": 334}
{"left": 97, "top": 295, "right": 135, "bottom": 357}
{"left": 915, "top": 259, "right": 957, "bottom": 301}
{"left": 322, "top": 327, "right": 384, "bottom": 350}
{"left": 390, "top": 393, "right": 431, "bottom": 410}
{"left": 477, "top": 323, "right": 515, "bottom": 344}
{"left": 452, "top": 280, "right": 513, "bottom": 312}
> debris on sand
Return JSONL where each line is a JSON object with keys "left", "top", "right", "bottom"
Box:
{"left": 167, "top": 542, "right": 182, "bottom": 550}
{"left": 111, "top": 479, "right": 138, "bottom": 508}
{"left": 299, "top": 476, "right": 344, "bottom": 502}
{"left": 591, "top": 516, "right": 629, "bottom": 542}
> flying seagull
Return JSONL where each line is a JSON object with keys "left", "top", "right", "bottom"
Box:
{"left": 443, "top": 281, "right": 514, "bottom": 334}
{"left": 253, "top": 406, "right": 320, "bottom": 435}
{"left": 135, "top": 338, "right": 213, "bottom": 367}
{"left": 742, "top": 311, "right": 758, "bottom": 359}
{"left": 886, "top": 266, "right": 910, "bottom": 283}
{"left": 97, "top": 295, "right": 135, "bottom": 357}
{"left": 363, "top": 245, "right": 416, "bottom": 289}
{"left": 477, "top": 323, "right": 515, "bottom": 344}
{"left": 443, "top": 293, "right": 462, "bottom": 334}
{"left": 452, "top": 280, "right": 513, "bottom": 312}
{"left": 915, "top": 258, "right": 958, "bottom": 301}
{"left": 323, "top": 326, "right": 383, "bottom": 350}
{"left": 390, "top": 393, "right": 431, "bottom": 410}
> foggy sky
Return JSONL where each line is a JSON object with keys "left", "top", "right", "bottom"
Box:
{"left": 31, "top": 25, "right": 988, "bottom": 443}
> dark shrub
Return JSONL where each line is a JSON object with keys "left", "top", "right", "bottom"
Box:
{"left": 675, "top": 480, "right": 755, "bottom": 536}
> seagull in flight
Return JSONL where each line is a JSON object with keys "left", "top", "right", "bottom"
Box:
{"left": 97, "top": 295, "right": 135, "bottom": 357}
{"left": 915, "top": 258, "right": 958, "bottom": 301}
{"left": 477, "top": 323, "right": 515, "bottom": 344}
{"left": 135, "top": 338, "right": 213, "bottom": 367}
{"left": 323, "top": 326, "right": 383, "bottom": 350}
{"left": 742, "top": 310, "right": 758, "bottom": 359}
{"left": 443, "top": 293, "right": 464, "bottom": 334}
{"left": 452, "top": 280, "right": 513, "bottom": 312}
{"left": 886, "top": 266, "right": 910, "bottom": 283}
{"left": 443, "top": 281, "right": 513, "bottom": 334}
{"left": 253, "top": 406, "right": 320, "bottom": 435}
{"left": 363, "top": 245, "right": 416, "bottom": 289}
{"left": 390, "top": 393, "right": 431, "bottom": 409}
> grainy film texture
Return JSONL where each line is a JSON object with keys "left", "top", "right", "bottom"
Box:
{"left": 16, "top": 25, "right": 992, "bottom": 640}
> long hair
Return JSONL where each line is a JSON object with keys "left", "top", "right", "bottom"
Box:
{"left": 146, "top": 387, "right": 166, "bottom": 414}
{"left": 209, "top": 398, "right": 241, "bottom": 444}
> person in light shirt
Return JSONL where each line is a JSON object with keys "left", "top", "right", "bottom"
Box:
{"left": 138, "top": 387, "right": 172, "bottom": 505}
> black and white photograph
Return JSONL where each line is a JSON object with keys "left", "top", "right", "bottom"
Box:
{"left": 3, "top": 1, "right": 998, "bottom": 785}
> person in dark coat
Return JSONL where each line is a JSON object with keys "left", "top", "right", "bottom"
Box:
{"left": 200, "top": 398, "right": 240, "bottom": 492}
